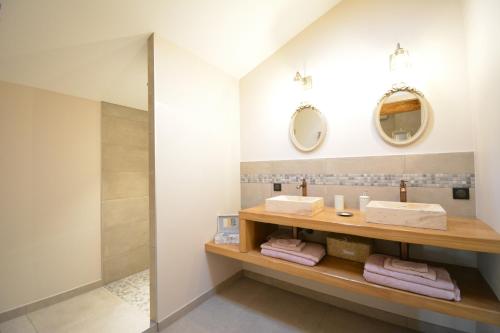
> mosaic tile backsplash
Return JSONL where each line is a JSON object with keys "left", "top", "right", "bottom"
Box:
{"left": 241, "top": 152, "right": 476, "bottom": 218}
{"left": 241, "top": 173, "right": 474, "bottom": 188}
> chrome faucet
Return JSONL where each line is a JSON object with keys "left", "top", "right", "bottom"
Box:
{"left": 296, "top": 178, "right": 307, "bottom": 196}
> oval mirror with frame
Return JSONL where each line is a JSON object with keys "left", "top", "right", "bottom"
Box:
{"left": 289, "top": 104, "right": 327, "bottom": 152}
{"left": 375, "top": 87, "right": 429, "bottom": 146}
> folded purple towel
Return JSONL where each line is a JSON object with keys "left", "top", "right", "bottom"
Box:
{"left": 363, "top": 270, "right": 461, "bottom": 301}
{"left": 261, "top": 242, "right": 325, "bottom": 263}
{"left": 261, "top": 248, "right": 318, "bottom": 266}
{"left": 365, "top": 254, "right": 455, "bottom": 291}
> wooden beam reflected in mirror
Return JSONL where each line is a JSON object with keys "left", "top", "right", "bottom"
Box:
{"left": 380, "top": 98, "right": 421, "bottom": 116}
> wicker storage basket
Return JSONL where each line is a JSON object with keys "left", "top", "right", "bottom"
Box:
{"left": 326, "top": 233, "right": 373, "bottom": 263}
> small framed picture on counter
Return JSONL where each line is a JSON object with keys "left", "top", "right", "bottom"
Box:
{"left": 214, "top": 215, "right": 239, "bottom": 244}
{"left": 217, "top": 215, "right": 239, "bottom": 234}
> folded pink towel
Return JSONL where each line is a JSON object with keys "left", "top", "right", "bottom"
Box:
{"left": 384, "top": 257, "right": 436, "bottom": 281}
{"left": 390, "top": 258, "right": 428, "bottom": 273}
{"left": 269, "top": 238, "right": 305, "bottom": 252}
{"left": 365, "top": 254, "right": 455, "bottom": 291}
{"left": 261, "top": 248, "right": 317, "bottom": 266}
{"left": 261, "top": 242, "right": 325, "bottom": 263}
{"left": 266, "top": 229, "right": 294, "bottom": 240}
{"left": 363, "top": 270, "right": 461, "bottom": 301}
{"left": 270, "top": 237, "right": 302, "bottom": 246}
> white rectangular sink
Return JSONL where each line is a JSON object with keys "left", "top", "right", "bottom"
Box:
{"left": 365, "top": 201, "right": 447, "bottom": 230}
{"left": 265, "top": 195, "right": 324, "bottom": 216}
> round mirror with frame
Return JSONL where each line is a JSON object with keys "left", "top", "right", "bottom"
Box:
{"left": 289, "top": 104, "right": 327, "bottom": 152}
{"left": 375, "top": 86, "right": 429, "bottom": 146}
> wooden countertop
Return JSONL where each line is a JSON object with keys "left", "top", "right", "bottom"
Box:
{"left": 240, "top": 205, "right": 500, "bottom": 253}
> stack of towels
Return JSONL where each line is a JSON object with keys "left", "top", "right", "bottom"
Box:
{"left": 260, "top": 236, "right": 325, "bottom": 267}
{"left": 363, "top": 254, "right": 461, "bottom": 301}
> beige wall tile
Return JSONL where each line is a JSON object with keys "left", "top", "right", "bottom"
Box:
{"left": 407, "top": 187, "right": 475, "bottom": 218}
{"left": 102, "top": 221, "right": 149, "bottom": 259}
{"left": 102, "top": 102, "right": 148, "bottom": 122}
{"left": 322, "top": 185, "right": 474, "bottom": 217}
{"left": 274, "top": 183, "right": 301, "bottom": 196}
{"left": 102, "top": 116, "right": 148, "bottom": 149}
{"left": 270, "top": 158, "right": 327, "bottom": 174}
{"left": 101, "top": 103, "right": 150, "bottom": 283}
{"left": 325, "top": 155, "right": 405, "bottom": 174}
{"left": 404, "top": 152, "right": 474, "bottom": 174}
{"left": 324, "top": 185, "right": 399, "bottom": 209}
{"left": 102, "top": 197, "right": 149, "bottom": 230}
{"left": 305, "top": 184, "right": 326, "bottom": 198}
{"left": 270, "top": 183, "right": 326, "bottom": 198}
{"left": 241, "top": 183, "right": 272, "bottom": 209}
{"left": 102, "top": 171, "right": 148, "bottom": 200}
{"left": 242, "top": 153, "right": 474, "bottom": 176}
{"left": 102, "top": 245, "right": 149, "bottom": 283}
{"left": 102, "top": 144, "right": 148, "bottom": 172}
{"left": 241, "top": 161, "right": 272, "bottom": 174}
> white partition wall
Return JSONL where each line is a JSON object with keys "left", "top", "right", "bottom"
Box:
{"left": 0, "top": 81, "right": 101, "bottom": 313}
{"left": 150, "top": 34, "right": 242, "bottom": 322}
{"left": 464, "top": 0, "right": 500, "bottom": 311}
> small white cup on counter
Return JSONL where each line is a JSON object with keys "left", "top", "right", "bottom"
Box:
{"left": 359, "top": 194, "right": 370, "bottom": 212}
{"left": 334, "top": 195, "right": 345, "bottom": 210}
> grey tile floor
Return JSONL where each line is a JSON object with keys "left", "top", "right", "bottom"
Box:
{"left": 161, "top": 277, "right": 416, "bottom": 333}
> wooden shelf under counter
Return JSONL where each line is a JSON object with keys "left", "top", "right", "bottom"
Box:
{"left": 205, "top": 205, "right": 500, "bottom": 325}
{"left": 205, "top": 242, "right": 500, "bottom": 325}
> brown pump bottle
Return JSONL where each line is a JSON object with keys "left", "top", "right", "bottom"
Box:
{"left": 400, "top": 180, "right": 407, "bottom": 202}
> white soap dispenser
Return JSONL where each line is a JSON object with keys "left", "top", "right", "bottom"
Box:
{"left": 359, "top": 192, "right": 370, "bottom": 212}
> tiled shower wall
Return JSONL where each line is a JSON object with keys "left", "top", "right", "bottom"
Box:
{"left": 101, "top": 102, "right": 149, "bottom": 283}
{"left": 241, "top": 152, "right": 476, "bottom": 265}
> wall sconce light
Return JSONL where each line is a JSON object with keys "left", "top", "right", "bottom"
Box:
{"left": 390, "top": 43, "right": 411, "bottom": 72}
{"left": 389, "top": 43, "right": 411, "bottom": 86}
{"left": 294, "top": 71, "right": 312, "bottom": 90}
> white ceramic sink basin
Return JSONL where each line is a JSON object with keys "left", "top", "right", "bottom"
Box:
{"left": 265, "top": 195, "right": 324, "bottom": 216}
{"left": 365, "top": 200, "right": 447, "bottom": 230}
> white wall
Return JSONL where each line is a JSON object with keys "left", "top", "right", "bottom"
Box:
{"left": 152, "top": 35, "right": 242, "bottom": 321}
{"left": 238, "top": 0, "right": 481, "bottom": 331}
{"left": 240, "top": 0, "right": 473, "bottom": 162}
{"left": 0, "top": 81, "right": 101, "bottom": 313}
{"left": 464, "top": 0, "right": 500, "bottom": 316}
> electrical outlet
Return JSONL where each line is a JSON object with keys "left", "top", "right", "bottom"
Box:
{"left": 273, "top": 183, "right": 282, "bottom": 192}
{"left": 453, "top": 187, "right": 470, "bottom": 200}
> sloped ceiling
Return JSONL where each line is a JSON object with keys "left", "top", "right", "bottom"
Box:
{"left": 0, "top": 0, "right": 341, "bottom": 109}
